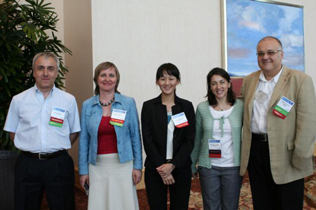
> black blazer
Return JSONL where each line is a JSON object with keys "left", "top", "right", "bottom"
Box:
{"left": 141, "top": 94, "right": 195, "bottom": 169}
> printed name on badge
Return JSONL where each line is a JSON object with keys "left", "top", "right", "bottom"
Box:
{"left": 171, "top": 112, "right": 189, "bottom": 128}
{"left": 208, "top": 139, "right": 221, "bottom": 158}
{"left": 49, "top": 107, "right": 66, "bottom": 127}
{"left": 273, "top": 96, "right": 295, "bottom": 119}
{"left": 110, "top": 109, "right": 127, "bottom": 127}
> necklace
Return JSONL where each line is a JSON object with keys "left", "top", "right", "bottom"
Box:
{"left": 99, "top": 97, "right": 114, "bottom": 106}
{"left": 218, "top": 103, "right": 229, "bottom": 111}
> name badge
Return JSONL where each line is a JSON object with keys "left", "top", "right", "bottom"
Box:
{"left": 110, "top": 109, "right": 127, "bottom": 127}
{"left": 171, "top": 112, "right": 189, "bottom": 128}
{"left": 273, "top": 96, "right": 295, "bottom": 119}
{"left": 208, "top": 139, "right": 221, "bottom": 158}
{"left": 254, "top": 90, "right": 268, "bottom": 104}
{"left": 49, "top": 107, "right": 66, "bottom": 127}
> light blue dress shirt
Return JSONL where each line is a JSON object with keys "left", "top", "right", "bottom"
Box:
{"left": 78, "top": 93, "right": 143, "bottom": 175}
{"left": 4, "top": 85, "right": 81, "bottom": 153}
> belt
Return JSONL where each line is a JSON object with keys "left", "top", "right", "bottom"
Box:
{"left": 252, "top": 133, "right": 268, "bottom": 141}
{"left": 21, "top": 150, "right": 66, "bottom": 160}
{"left": 166, "top": 159, "right": 172, "bottom": 163}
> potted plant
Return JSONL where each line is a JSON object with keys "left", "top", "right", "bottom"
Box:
{"left": 0, "top": 0, "right": 71, "bottom": 209}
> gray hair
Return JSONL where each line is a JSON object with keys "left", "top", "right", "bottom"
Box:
{"left": 32, "top": 52, "right": 60, "bottom": 70}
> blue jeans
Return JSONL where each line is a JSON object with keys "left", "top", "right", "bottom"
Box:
{"left": 199, "top": 166, "right": 242, "bottom": 210}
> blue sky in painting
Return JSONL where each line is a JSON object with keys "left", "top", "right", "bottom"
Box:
{"left": 226, "top": 0, "right": 304, "bottom": 76}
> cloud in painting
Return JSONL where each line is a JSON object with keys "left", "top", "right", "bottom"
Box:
{"left": 227, "top": 2, "right": 266, "bottom": 33}
{"left": 283, "top": 54, "right": 304, "bottom": 67}
{"left": 228, "top": 48, "right": 251, "bottom": 58}
{"left": 239, "top": 6, "right": 266, "bottom": 32}
{"left": 278, "top": 6, "right": 300, "bottom": 34}
{"left": 280, "top": 34, "right": 303, "bottom": 50}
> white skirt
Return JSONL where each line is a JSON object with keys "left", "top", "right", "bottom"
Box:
{"left": 88, "top": 154, "right": 139, "bottom": 210}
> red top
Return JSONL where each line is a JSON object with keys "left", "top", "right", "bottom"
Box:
{"left": 97, "top": 116, "right": 118, "bottom": 154}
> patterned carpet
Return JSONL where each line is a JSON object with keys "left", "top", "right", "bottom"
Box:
{"left": 184, "top": 173, "right": 316, "bottom": 210}
{"left": 41, "top": 172, "right": 316, "bottom": 210}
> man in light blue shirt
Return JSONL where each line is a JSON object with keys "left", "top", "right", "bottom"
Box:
{"left": 4, "top": 52, "right": 81, "bottom": 210}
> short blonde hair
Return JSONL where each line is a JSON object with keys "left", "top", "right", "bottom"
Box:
{"left": 93, "top": 62, "right": 120, "bottom": 95}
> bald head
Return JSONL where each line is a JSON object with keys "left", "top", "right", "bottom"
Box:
{"left": 257, "top": 36, "right": 283, "bottom": 50}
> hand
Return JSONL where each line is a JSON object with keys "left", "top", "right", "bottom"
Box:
{"left": 9, "top": 132, "right": 15, "bottom": 142}
{"left": 132, "top": 169, "right": 142, "bottom": 185}
{"left": 156, "top": 163, "right": 175, "bottom": 178}
{"left": 80, "top": 174, "right": 89, "bottom": 189}
{"left": 192, "top": 172, "right": 198, "bottom": 179}
{"left": 162, "top": 174, "right": 175, "bottom": 185}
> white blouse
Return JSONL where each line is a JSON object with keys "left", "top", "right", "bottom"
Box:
{"left": 209, "top": 106, "right": 234, "bottom": 167}
{"left": 166, "top": 112, "right": 174, "bottom": 159}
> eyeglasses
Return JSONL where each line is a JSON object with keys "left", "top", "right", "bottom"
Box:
{"left": 256, "top": 50, "right": 282, "bottom": 57}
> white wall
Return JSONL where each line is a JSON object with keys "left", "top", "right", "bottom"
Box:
{"left": 91, "top": 0, "right": 221, "bottom": 110}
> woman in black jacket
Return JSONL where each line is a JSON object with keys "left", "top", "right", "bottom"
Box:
{"left": 141, "top": 63, "right": 195, "bottom": 210}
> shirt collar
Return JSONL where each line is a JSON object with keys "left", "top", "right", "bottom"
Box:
{"left": 152, "top": 93, "right": 182, "bottom": 104}
{"left": 34, "top": 84, "right": 56, "bottom": 95}
{"left": 259, "top": 66, "right": 283, "bottom": 84}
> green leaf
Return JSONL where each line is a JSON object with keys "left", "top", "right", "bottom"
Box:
{"left": 0, "top": 68, "right": 9, "bottom": 82}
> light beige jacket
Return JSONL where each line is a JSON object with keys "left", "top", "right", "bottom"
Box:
{"left": 240, "top": 66, "right": 316, "bottom": 184}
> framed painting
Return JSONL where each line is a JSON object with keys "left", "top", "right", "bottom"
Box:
{"left": 221, "top": 0, "right": 304, "bottom": 77}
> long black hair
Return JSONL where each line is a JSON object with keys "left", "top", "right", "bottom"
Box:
{"left": 206, "top": 67, "right": 236, "bottom": 106}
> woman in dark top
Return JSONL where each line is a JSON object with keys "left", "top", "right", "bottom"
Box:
{"left": 141, "top": 63, "right": 195, "bottom": 210}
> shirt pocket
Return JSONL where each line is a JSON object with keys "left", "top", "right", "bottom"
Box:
{"left": 49, "top": 110, "right": 70, "bottom": 136}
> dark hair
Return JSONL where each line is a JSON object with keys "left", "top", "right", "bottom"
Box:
{"left": 156, "top": 63, "right": 181, "bottom": 82}
{"left": 258, "top": 36, "right": 283, "bottom": 49}
{"left": 93, "top": 62, "right": 120, "bottom": 95}
{"left": 206, "top": 67, "right": 236, "bottom": 106}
